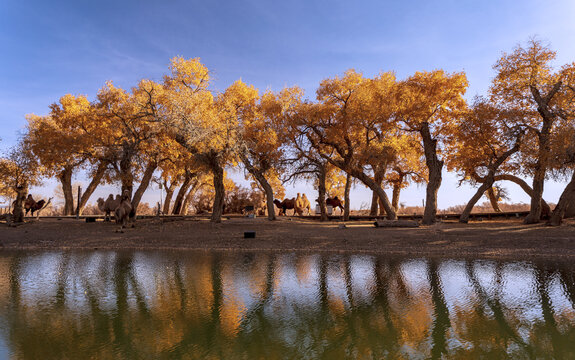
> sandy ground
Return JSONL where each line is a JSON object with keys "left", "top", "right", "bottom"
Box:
{"left": 1, "top": 216, "right": 574, "bottom": 260}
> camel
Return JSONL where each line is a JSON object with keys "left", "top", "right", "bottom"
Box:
{"left": 97, "top": 194, "right": 121, "bottom": 221}
{"left": 273, "top": 198, "right": 298, "bottom": 216}
{"left": 295, "top": 193, "right": 311, "bottom": 216}
{"left": 316, "top": 196, "right": 345, "bottom": 215}
{"left": 114, "top": 191, "right": 133, "bottom": 232}
{"left": 24, "top": 195, "right": 35, "bottom": 215}
{"left": 31, "top": 198, "right": 52, "bottom": 218}
{"left": 327, "top": 196, "right": 344, "bottom": 214}
{"left": 300, "top": 193, "right": 311, "bottom": 215}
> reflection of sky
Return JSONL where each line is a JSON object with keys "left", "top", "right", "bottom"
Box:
{"left": 8, "top": 251, "right": 575, "bottom": 320}
{"left": 3, "top": 250, "right": 575, "bottom": 357}
{"left": 0, "top": 337, "right": 9, "bottom": 359}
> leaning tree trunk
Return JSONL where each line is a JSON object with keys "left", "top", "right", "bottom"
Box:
{"left": 77, "top": 161, "right": 108, "bottom": 215}
{"left": 460, "top": 180, "right": 494, "bottom": 223}
{"left": 493, "top": 174, "right": 551, "bottom": 216}
{"left": 343, "top": 172, "right": 351, "bottom": 221}
{"left": 172, "top": 174, "right": 193, "bottom": 215}
{"left": 240, "top": 153, "right": 276, "bottom": 221}
{"left": 210, "top": 160, "right": 225, "bottom": 223}
{"left": 59, "top": 167, "right": 74, "bottom": 216}
{"left": 369, "top": 191, "right": 379, "bottom": 216}
{"left": 131, "top": 161, "right": 157, "bottom": 217}
{"left": 421, "top": 122, "right": 443, "bottom": 225}
{"left": 549, "top": 171, "right": 575, "bottom": 226}
{"left": 347, "top": 169, "right": 397, "bottom": 220}
{"left": 317, "top": 166, "right": 329, "bottom": 222}
{"left": 12, "top": 185, "right": 28, "bottom": 223}
{"left": 460, "top": 144, "right": 522, "bottom": 223}
{"left": 378, "top": 198, "right": 386, "bottom": 216}
{"left": 162, "top": 181, "right": 177, "bottom": 215}
{"left": 486, "top": 187, "right": 502, "bottom": 212}
{"left": 180, "top": 182, "right": 199, "bottom": 216}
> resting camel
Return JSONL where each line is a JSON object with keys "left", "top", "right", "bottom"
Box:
{"left": 97, "top": 194, "right": 121, "bottom": 221}
{"left": 114, "top": 191, "right": 133, "bottom": 232}
{"left": 295, "top": 193, "right": 311, "bottom": 216}
{"left": 273, "top": 198, "right": 297, "bottom": 216}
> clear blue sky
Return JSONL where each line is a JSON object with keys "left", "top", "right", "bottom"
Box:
{"left": 1, "top": 0, "right": 575, "bottom": 209}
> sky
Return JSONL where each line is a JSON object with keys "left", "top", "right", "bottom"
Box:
{"left": 1, "top": 0, "right": 575, "bottom": 210}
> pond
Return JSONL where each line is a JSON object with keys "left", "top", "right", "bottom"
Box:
{"left": 0, "top": 250, "right": 574, "bottom": 359}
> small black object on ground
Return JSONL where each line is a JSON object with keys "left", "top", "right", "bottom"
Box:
{"left": 244, "top": 231, "right": 256, "bottom": 238}
{"left": 85, "top": 217, "right": 96, "bottom": 223}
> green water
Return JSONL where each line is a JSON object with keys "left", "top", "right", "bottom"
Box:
{"left": 0, "top": 251, "right": 574, "bottom": 359}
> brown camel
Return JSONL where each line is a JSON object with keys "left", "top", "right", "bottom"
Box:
{"left": 273, "top": 198, "right": 297, "bottom": 216}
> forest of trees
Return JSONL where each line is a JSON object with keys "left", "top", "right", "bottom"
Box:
{"left": 1, "top": 39, "right": 574, "bottom": 225}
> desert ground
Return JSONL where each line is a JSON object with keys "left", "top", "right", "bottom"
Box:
{"left": 1, "top": 215, "right": 574, "bottom": 260}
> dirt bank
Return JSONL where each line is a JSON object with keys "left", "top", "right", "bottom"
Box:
{"left": 1, "top": 217, "right": 574, "bottom": 260}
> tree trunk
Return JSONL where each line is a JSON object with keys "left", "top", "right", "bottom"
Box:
{"left": 460, "top": 180, "right": 494, "bottom": 223}
{"left": 392, "top": 183, "right": 401, "bottom": 212}
{"left": 348, "top": 170, "right": 397, "bottom": 220}
{"left": 421, "top": 122, "right": 443, "bottom": 225}
{"left": 210, "top": 160, "right": 225, "bottom": 223}
{"left": 486, "top": 187, "right": 502, "bottom": 212}
{"left": 493, "top": 174, "right": 551, "bottom": 216}
{"left": 525, "top": 161, "right": 546, "bottom": 224}
{"left": 321, "top": 155, "right": 396, "bottom": 219}
{"left": 317, "top": 165, "right": 328, "bottom": 221}
{"left": 131, "top": 161, "right": 157, "bottom": 216}
{"left": 12, "top": 185, "right": 28, "bottom": 223}
{"left": 549, "top": 171, "right": 575, "bottom": 226}
{"left": 343, "top": 172, "right": 351, "bottom": 221}
{"left": 369, "top": 191, "right": 379, "bottom": 216}
{"left": 378, "top": 198, "right": 386, "bottom": 216}
{"left": 369, "top": 171, "right": 384, "bottom": 216}
{"left": 77, "top": 161, "right": 108, "bottom": 215}
{"left": 525, "top": 81, "right": 561, "bottom": 223}
{"left": 162, "top": 180, "right": 177, "bottom": 215}
{"left": 59, "top": 167, "right": 74, "bottom": 216}
{"left": 180, "top": 183, "right": 197, "bottom": 216}
{"left": 172, "top": 174, "right": 193, "bottom": 215}
{"left": 240, "top": 152, "right": 276, "bottom": 221}
{"left": 119, "top": 151, "right": 134, "bottom": 198}
{"left": 526, "top": 120, "right": 553, "bottom": 223}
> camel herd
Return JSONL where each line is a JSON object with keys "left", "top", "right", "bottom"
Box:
{"left": 273, "top": 193, "right": 344, "bottom": 216}
{"left": 96, "top": 190, "right": 134, "bottom": 231}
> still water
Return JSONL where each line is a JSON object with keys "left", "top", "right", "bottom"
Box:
{"left": 0, "top": 251, "right": 574, "bottom": 359}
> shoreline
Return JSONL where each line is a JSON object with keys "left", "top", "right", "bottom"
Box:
{"left": 1, "top": 217, "right": 574, "bottom": 261}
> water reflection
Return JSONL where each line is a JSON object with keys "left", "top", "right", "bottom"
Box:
{"left": 1, "top": 251, "right": 574, "bottom": 359}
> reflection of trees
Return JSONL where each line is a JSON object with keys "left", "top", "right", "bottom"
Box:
{"left": 557, "top": 265, "right": 575, "bottom": 310}
{"left": 2, "top": 253, "right": 575, "bottom": 358}
{"left": 460, "top": 260, "right": 533, "bottom": 358}
{"left": 531, "top": 265, "right": 575, "bottom": 359}
{"left": 428, "top": 260, "right": 450, "bottom": 359}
